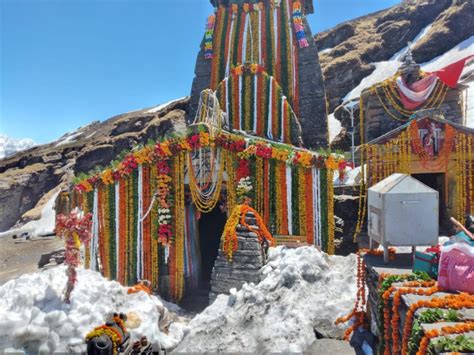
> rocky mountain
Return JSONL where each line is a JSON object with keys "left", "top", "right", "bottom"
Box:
{"left": 316, "top": 0, "right": 473, "bottom": 111}
{"left": 0, "top": 98, "right": 188, "bottom": 232}
{"left": 0, "top": 134, "right": 36, "bottom": 160}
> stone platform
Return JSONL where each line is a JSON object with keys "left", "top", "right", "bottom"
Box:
{"left": 364, "top": 253, "right": 474, "bottom": 353}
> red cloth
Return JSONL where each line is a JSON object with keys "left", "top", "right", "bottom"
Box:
{"left": 428, "top": 55, "right": 474, "bottom": 88}
{"left": 396, "top": 74, "right": 438, "bottom": 110}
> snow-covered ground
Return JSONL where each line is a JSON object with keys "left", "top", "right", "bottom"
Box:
{"left": 0, "top": 134, "right": 36, "bottom": 160}
{"left": 0, "top": 190, "right": 59, "bottom": 237}
{"left": 175, "top": 246, "right": 357, "bottom": 353}
{"left": 0, "top": 266, "right": 187, "bottom": 353}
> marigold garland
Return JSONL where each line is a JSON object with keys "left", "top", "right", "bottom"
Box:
{"left": 335, "top": 251, "right": 367, "bottom": 340}
{"left": 221, "top": 204, "right": 275, "bottom": 262}
{"left": 417, "top": 321, "right": 474, "bottom": 355}
{"left": 85, "top": 325, "right": 122, "bottom": 354}
{"left": 402, "top": 293, "right": 474, "bottom": 354}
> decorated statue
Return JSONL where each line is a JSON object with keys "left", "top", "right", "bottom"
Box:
{"left": 55, "top": 209, "right": 92, "bottom": 303}
{"left": 86, "top": 313, "right": 131, "bottom": 355}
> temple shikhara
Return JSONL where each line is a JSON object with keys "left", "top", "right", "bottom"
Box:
{"left": 70, "top": 0, "right": 344, "bottom": 302}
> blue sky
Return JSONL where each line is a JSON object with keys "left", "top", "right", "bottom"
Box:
{"left": 0, "top": 0, "right": 399, "bottom": 144}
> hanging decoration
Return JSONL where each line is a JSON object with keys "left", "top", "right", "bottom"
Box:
{"left": 221, "top": 204, "right": 275, "bottom": 262}
{"left": 292, "top": 1, "right": 309, "bottom": 48}
{"left": 215, "top": 63, "right": 301, "bottom": 144}
{"left": 204, "top": 15, "right": 216, "bottom": 59}
{"left": 370, "top": 74, "right": 448, "bottom": 122}
{"left": 208, "top": 0, "right": 298, "bottom": 106}
{"left": 55, "top": 210, "right": 93, "bottom": 303}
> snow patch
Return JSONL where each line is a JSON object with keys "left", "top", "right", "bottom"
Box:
{"left": 421, "top": 36, "right": 474, "bottom": 72}
{"left": 319, "top": 47, "right": 333, "bottom": 55}
{"left": 0, "top": 190, "right": 59, "bottom": 237}
{"left": 328, "top": 113, "right": 342, "bottom": 143}
{"left": 0, "top": 266, "right": 186, "bottom": 353}
{"left": 0, "top": 134, "right": 36, "bottom": 160}
{"left": 175, "top": 246, "right": 357, "bottom": 353}
{"left": 55, "top": 132, "right": 83, "bottom": 147}
{"left": 146, "top": 97, "right": 186, "bottom": 114}
{"left": 344, "top": 33, "right": 473, "bottom": 104}
{"left": 343, "top": 24, "right": 433, "bottom": 103}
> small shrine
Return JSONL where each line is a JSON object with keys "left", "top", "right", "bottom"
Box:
{"left": 360, "top": 51, "right": 469, "bottom": 143}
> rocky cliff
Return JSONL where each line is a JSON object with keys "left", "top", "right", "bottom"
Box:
{"left": 316, "top": 0, "right": 473, "bottom": 111}
{"left": 0, "top": 98, "right": 188, "bottom": 232}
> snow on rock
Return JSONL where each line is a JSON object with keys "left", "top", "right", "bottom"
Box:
{"left": 343, "top": 24, "right": 433, "bottom": 103}
{"left": 421, "top": 36, "right": 474, "bottom": 72}
{"left": 0, "top": 134, "right": 36, "bottom": 160}
{"left": 0, "top": 266, "right": 186, "bottom": 353}
{"left": 174, "top": 246, "right": 357, "bottom": 353}
{"left": 55, "top": 131, "right": 83, "bottom": 147}
{"left": 328, "top": 113, "right": 342, "bottom": 143}
{"left": 0, "top": 190, "right": 60, "bottom": 237}
{"left": 146, "top": 97, "right": 186, "bottom": 114}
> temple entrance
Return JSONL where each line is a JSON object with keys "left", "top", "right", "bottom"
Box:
{"left": 412, "top": 173, "right": 449, "bottom": 234}
{"left": 198, "top": 206, "right": 227, "bottom": 289}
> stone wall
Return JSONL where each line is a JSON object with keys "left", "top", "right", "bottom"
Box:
{"left": 209, "top": 211, "right": 265, "bottom": 304}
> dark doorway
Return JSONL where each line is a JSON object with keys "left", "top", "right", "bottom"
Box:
{"left": 198, "top": 206, "right": 227, "bottom": 289}
{"left": 412, "top": 173, "right": 449, "bottom": 234}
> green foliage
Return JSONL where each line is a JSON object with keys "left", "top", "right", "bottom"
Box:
{"left": 429, "top": 334, "right": 474, "bottom": 354}
{"left": 408, "top": 309, "right": 461, "bottom": 354}
{"left": 377, "top": 271, "right": 433, "bottom": 352}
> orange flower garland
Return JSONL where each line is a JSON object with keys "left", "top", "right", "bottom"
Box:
{"left": 335, "top": 251, "right": 367, "bottom": 340}
{"left": 390, "top": 283, "right": 439, "bottom": 354}
{"left": 221, "top": 204, "right": 275, "bottom": 262}
{"left": 402, "top": 293, "right": 474, "bottom": 354}
{"left": 416, "top": 322, "right": 474, "bottom": 355}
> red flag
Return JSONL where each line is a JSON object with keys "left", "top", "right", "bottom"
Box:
{"left": 428, "top": 55, "right": 474, "bottom": 88}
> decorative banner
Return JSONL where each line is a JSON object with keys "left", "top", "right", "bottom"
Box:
{"left": 292, "top": 1, "right": 309, "bottom": 48}
{"left": 204, "top": 15, "right": 216, "bottom": 59}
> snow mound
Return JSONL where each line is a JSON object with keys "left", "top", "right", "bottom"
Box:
{"left": 0, "top": 134, "right": 36, "bottom": 160}
{"left": 0, "top": 266, "right": 186, "bottom": 353}
{"left": 175, "top": 246, "right": 357, "bottom": 353}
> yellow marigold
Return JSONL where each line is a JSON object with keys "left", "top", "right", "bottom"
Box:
{"left": 101, "top": 169, "right": 114, "bottom": 185}
{"left": 199, "top": 132, "right": 210, "bottom": 147}
{"left": 298, "top": 152, "right": 313, "bottom": 167}
{"left": 325, "top": 155, "right": 339, "bottom": 170}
